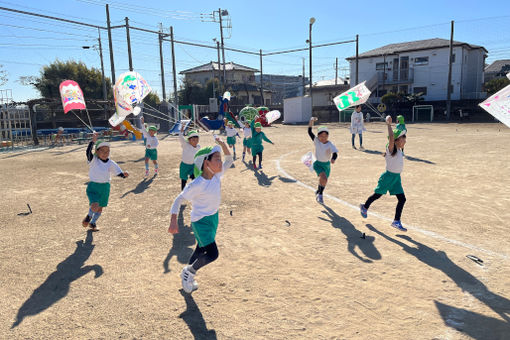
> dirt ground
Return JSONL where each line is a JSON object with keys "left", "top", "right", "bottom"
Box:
{"left": 1, "top": 122, "right": 509, "bottom": 340}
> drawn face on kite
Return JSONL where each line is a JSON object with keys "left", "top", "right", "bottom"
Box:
{"left": 318, "top": 131, "right": 329, "bottom": 143}
{"left": 188, "top": 136, "right": 199, "bottom": 147}
{"left": 203, "top": 152, "right": 222, "bottom": 174}
{"left": 96, "top": 146, "right": 110, "bottom": 160}
{"left": 395, "top": 135, "right": 407, "bottom": 149}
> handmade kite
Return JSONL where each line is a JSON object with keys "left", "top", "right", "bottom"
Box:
{"left": 265, "top": 110, "right": 281, "bottom": 124}
{"left": 301, "top": 151, "right": 316, "bottom": 172}
{"left": 479, "top": 79, "right": 510, "bottom": 128}
{"left": 333, "top": 81, "right": 372, "bottom": 111}
{"left": 59, "top": 80, "right": 93, "bottom": 131}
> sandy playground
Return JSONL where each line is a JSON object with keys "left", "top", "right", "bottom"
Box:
{"left": 1, "top": 121, "right": 509, "bottom": 339}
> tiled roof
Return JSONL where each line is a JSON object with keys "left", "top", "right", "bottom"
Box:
{"left": 180, "top": 62, "right": 259, "bottom": 74}
{"left": 485, "top": 59, "right": 510, "bottom": 73}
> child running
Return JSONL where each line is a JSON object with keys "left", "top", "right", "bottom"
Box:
{"left": 350, "top": 105, "right": 366, "bottom": 150}
{"left": 359, "top": 115, "right": 407, "bottom": 231}
{"left": 137, "top": 117, "right": 159, "bottom": 176}
{"left": 179, "top": 125, "right": 200, "bottom": 190}
{"left": 308, "top": 117, "right": 338, "bottom": 204}
{"left": 225, "top": 121, "right": 239, "bottom": 159}
{"left": 82, "top": 132, "right": 129, "bottom": 231}
{"left": 168, "top": 137, "right": 233, "bottom": 293}
{"left": 250, "top": 116, "right": 274, "bottom": 170}
{"left": 241, "top": 120, "right": 252, "bottom": 162}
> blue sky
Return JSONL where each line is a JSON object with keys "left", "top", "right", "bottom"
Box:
{"left": 0, "top": 0, "right": 509, "bottom": 101}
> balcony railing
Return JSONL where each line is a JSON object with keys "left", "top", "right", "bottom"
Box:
{"left": 377, "top": 68, "right": 414, "bottom": 84}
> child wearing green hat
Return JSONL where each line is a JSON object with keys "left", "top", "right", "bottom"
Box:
{"left": 168, "top": 137, "right": 233, "bottom": 293}
{"left": 137, "top": 117, "right": 159, "bottom": 176}
{"left": 241, "top": 120, "right": 252, "bottom": 162}
{"left": 82, "top": 132, "right": 129, "bottom": 231}
{"left": 308, "top": 117, "right": 338, "bottom": 204}
{"left": 179, "top": 124, "right": 200, "bottom": 190}
{"left": 359, "top": 115, "right": 407, "bottom": 231}
{"left": 225, "top": 121, "right": 240, "bottom": 159}
{"left": 250, "top": 116, "right": 274, "bottom": 170}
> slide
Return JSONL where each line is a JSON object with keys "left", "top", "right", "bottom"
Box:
{"left": 169, "top": 119, "right": 191, "bottom": 135}
{"left": 122, "top": 120, "right": 143, "bottom": 140}
{"left": 200, "top": 117, "right": 224, "bottom": 131}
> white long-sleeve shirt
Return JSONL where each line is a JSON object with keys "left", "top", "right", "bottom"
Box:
{"left": 170, "top": 155, "right": 233, "bottom": 221}
{"left": 350, "top": 111, "right": 366, "bottom": 134}
{"left": 226, "top": 127, "right": 238, "bottom": 137}
{"left": 88, "top": 156, "right": 123, "bottom": 183}
{"left": 179, "top": 131, "right": 200, "bottom": 164}
{"left": 136, "top": 125, "right": 159, "bottom": 149}
{"left": 242, "top": 127, "right": 252, "bottom": 139}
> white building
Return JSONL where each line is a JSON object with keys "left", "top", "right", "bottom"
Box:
{"left": 346, "top": 38, "right": 487, "bottom": 101}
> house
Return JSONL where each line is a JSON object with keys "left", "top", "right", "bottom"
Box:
{"left": 346, "top": 38, "right": 487, "bottom": 101}
{"left": 180, "top": 61, "right": 258, "bottom": 88}
{"left": 484, "top": 59, "right": 510, "bottom": 82}
{"left": 255, "top": 74, "right": 307, "bottom": 105}
{"left": 228, "top": 83, "right": 272, "bottom": 107}
{"left": 305, "top": 77, "right": 350, "bottom": 106}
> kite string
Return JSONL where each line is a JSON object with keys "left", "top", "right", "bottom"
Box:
{"left": 84, "top": 108, "right": 94, "bottom": 130}
{"left": 71, "top": 110, "right": 94, "bottom": 132}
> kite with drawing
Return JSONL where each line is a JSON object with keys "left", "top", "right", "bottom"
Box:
{"left": 59, "top": 80, "right": 94, "bottom": 131}
{"left": 479, "top": 73, "right": 510, "bottom": 128}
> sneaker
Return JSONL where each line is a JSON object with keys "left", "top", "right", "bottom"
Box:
{"left": 359, "top": 146, "right": 365, "bottom": 151}
{"left": 145, "top": 169, "right": 149, "bottom": 177}
{"left": 180, "top": 267, "right": 195, "bottom": 293}
{"left": 316, "top": 194, "right": 324, "bottom": 204}
{"left": 258, "top": 164, "right": 262, "bottom": 169}
{"left": 253, "top": 164, "right": 257, "bottom": 170}
{"left": 82, "top": 215, "right": 91, "bottom": 228}
{"left": 192, "top": 278, "right": 199, "bottom": 292}
{"left": 359, "top": 204, "right": 368, "bottom": 218}
{"left": 154, "top": 168, "right": 159, "bottom": 175}
{"left": 352, "top": 145, "right": 356, "bottom": 149}
{"left": 88, "top": 222, "right": 98, "bottom": 231}
{"left": 391, "top": 220, "right": 407, "bottom": 232}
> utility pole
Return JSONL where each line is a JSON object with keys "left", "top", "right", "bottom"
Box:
{"left": 216, "top": 41, "right": 221, "bottom": 94}
{"left": 446, "top": 20, "right": 454, "bottom": 120}
{"left": 335, "top": 57, "right": 338, "bottom": 85}
{"left": 158, "top": 29, "right": 166, "bottom": 101}
{"left": 302, "top": 57, "right": 305, "bottom": 96}
{"left": 309, "top": 17, "right": 315, "bottom": 109}
{"left": 170, "top": 26, "right": 178, "bottom": 109}
{"left": 259, "top": 49, "right": 264, "bottom": 105}
{"left": 97, "top": 28, "right": 107, "bottom": 116}
{"left": 106, "top": 4, "right": 115, "bottom": 84}
{"left": 125, "top": 17, "right": 133, "bottom": 71}
{"left": 218, "top": 8, "right": 226, "bottom": 90}
{"left": 355, "top": 34, "right": 359, "bottom": 85}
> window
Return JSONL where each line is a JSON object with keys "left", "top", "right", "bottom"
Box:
{"left": 414, "top": 57, "right": 429, "bottom": 65}
{"left": 376, "top": 62, "right": 388, "bottom": 70}
{"left": 452, "top": 54, "right": 456, "bottom": 63}
{"left": 413, "top": 87, "right": 427, "bottom": 95}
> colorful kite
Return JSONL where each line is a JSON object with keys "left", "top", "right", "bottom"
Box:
{"left": 59, "top": 80, "right": 86, "bottom": 114}
{"left": 59, "top": 80, "right": 93, "bottom": 131}
{"left": 265, "top": 110, "right": 281, "bottom": 125}
{"left": 333, "top": 81, "right": 372, "bottom": 111}
{"left": 479, "top": 82, "right": 510, "bottom": 128}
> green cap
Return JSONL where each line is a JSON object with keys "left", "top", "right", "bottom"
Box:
{"left": 254, "top": 122, "right": 262, "bottom": 128}
{"left": 193, "top": 145, "right": 221, "bottom": 178}
{"left": 148, "top": 126, "right": 157, "bottom": 132}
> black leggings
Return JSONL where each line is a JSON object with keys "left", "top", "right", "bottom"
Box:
{"left": 253, "top": 152, "right": 262, "bottom": 166}
{"left": 181, "top": 174, "right": 195, "bottom": 190}
{"left": 352, "top": 133, "right": 363, "bottom": 146}
{"left": 189, "top": 242, "right": 219, "bottom": 271}
{"left": 365, "top": 193, "right": 406, "bottom": 221}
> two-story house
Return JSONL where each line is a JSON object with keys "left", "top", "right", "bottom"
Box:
{"left": 346, "top": 38, "right": 487, "bottom": 102}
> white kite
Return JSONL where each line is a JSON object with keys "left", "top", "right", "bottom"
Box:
{"left": 479, "top": 76, "right": 510, "bottom": 128}
{"left": 333, "top": 81, "right": 372, "bottom": 111}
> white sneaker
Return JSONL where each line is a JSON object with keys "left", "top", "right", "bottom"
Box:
{"left": 180, "top": 267, "right": 195, "bottom": 293}
{"left": 316, "top": 194, "right": 324, "bottom": 204}
{"left": 192, "top": 278, "right": 199, "bottom": 292}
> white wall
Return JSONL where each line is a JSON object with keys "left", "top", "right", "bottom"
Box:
{"left": 348, "top": 45, "right": 485, "bottom": 101}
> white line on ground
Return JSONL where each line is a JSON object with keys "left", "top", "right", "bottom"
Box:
{"left": 275, "top": 151, "right": 509, "bottom": 260}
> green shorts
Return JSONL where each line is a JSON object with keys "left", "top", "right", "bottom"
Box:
{"left": 313, "top": 160, "right": 331, "bottom": 178}
{"left": 179, "top": 162, "right": 195, "bottom": 180}
{"left": 191, "top": 211, "right": 219, "bottom": 247}
{"left": 251, "top": 144, "right": 264, "bottom": 156}
{"left": 145, "top": 148, "right": 158, "bottom": 160}
{"left": 374, "top": 171, "right": 404, "bottom": 195}
{"left": 243, "top": 138, "right": 252, "bottom": 148}
{"left": 227, "top": 136, "right": 236, "bottom": 146}
{"left": 86, "top": 181, "right": 111, "bottom": 207}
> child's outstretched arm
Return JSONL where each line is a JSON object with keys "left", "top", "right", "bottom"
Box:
{"left": 262, "top": 133, "right": 274, "bottom": 145}
{"left": 308, "top": 117, "right": 316, "bottom": 141}
{"left": 386, "top": 115, "right": 395, "bottom": 154}
{"left": 86, "top": 132, "right": 98, "bottom": 162}
{"left": 216, "top": 136, "right": 231, "bottom": 156}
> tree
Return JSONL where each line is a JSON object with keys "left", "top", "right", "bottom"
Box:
{"left": 144, "top": 92, "right": 161, "bottom": 108}
{"left": 484, "top": 77, "right": 510, "bottom": 95}
{"left": 30, "top": 60, "right": 112, "bottom": 99}
{"left": 178, "top": 80, "right": 209, "bottom": 105}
